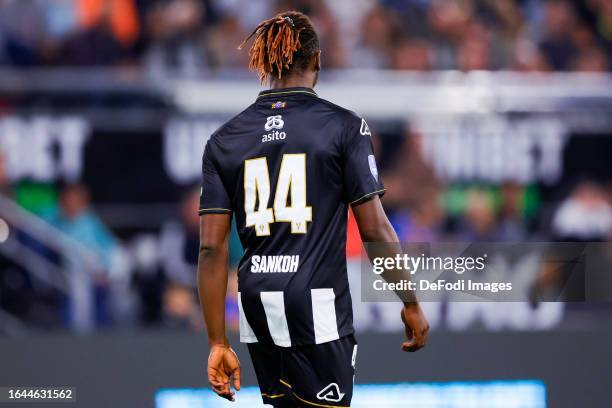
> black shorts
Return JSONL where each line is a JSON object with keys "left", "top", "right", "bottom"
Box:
{"left": 247, "top": 335, "right": 358, "bottom": 407}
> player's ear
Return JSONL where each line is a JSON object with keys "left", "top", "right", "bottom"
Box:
{"left": 313, "top": 51, "right": 321, "bottom": 72}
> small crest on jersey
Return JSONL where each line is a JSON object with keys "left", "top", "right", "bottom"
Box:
{"left": 360, "top": 118, "right": 371, "bottom": 136}
{"left": 368, "top": 155, "right": 378, "bottom": 181}
{"left": 271, "top": 101, "right": 286, "bottom": 109}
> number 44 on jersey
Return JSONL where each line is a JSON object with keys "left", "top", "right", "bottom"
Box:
{"left": 244, "top": 153, "right": 312, "bottom": 236}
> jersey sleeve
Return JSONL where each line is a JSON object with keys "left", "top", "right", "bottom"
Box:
{"left": 199, "top": 139, "right": 232, "bottom": 215}
{"left": 342, "top": 116, "right": 386, "bottom": 206}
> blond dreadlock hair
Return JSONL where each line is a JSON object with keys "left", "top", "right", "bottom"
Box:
{"left": 238, "top": 11, "right": 320, "bottom": 83}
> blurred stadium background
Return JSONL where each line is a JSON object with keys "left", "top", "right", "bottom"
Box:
{"left": 0, "top": 0, "right": 611, "bottom": 407}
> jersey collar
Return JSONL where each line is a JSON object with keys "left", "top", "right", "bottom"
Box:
{"left": 257, "top": 87, "right": 318, "bottom": 100}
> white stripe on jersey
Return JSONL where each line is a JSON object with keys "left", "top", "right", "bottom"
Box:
{"left": 260, "top": 291, "right": 292, "bottom": 347}
{"left": 311, "top": 288, "right": 340, "bottom": 344}
{"left": 238, "top": 292, "right": 258, "bottom": 343}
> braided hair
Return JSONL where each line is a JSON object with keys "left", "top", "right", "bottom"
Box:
{"left": 238, "top": 11, "right": 320, "bottom": 83}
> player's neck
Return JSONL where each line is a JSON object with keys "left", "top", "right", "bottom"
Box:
{"left": 269, "top": 73, "right": 315, "bottom": 90}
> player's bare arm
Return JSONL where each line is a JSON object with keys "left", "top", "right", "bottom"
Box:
{"left": 197, "top": 214, "right": 241, "bottom": 401}
{"left": 352, "top": 196, "right": 430, "bottom": 352}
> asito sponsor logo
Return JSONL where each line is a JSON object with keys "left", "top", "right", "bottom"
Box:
{"left": 262, "top": 115, "right": 286, "bottom": 143}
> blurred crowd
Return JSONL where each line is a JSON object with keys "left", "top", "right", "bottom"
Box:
{"left": 379, "top": 132, "right": 612, "bottom": 243}
{"left": 0, "top": 0, "right": 611, "bottom": 73}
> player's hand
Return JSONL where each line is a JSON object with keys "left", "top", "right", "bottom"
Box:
{"left": 400, "top": 303, "right": 429, "bottom": 352}
{"left": 208, "top": 344, "right": 241, "bottom": 401}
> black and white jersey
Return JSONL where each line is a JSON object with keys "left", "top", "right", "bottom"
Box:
{"left": 200, "top": 87, "right": 384, "bottom": 347}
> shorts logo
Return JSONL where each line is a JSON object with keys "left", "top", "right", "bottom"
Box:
{"left": 265, "top": 115, "right": 284, "bottom": 131}
{"left": 368, "top": 155, "right": 378, "bottom": 181}
{"left": 360, "top": 118, "right": 371, "bottom": 136}
{"left": 316, "top": 383, "right": 345, "bottom": 403}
